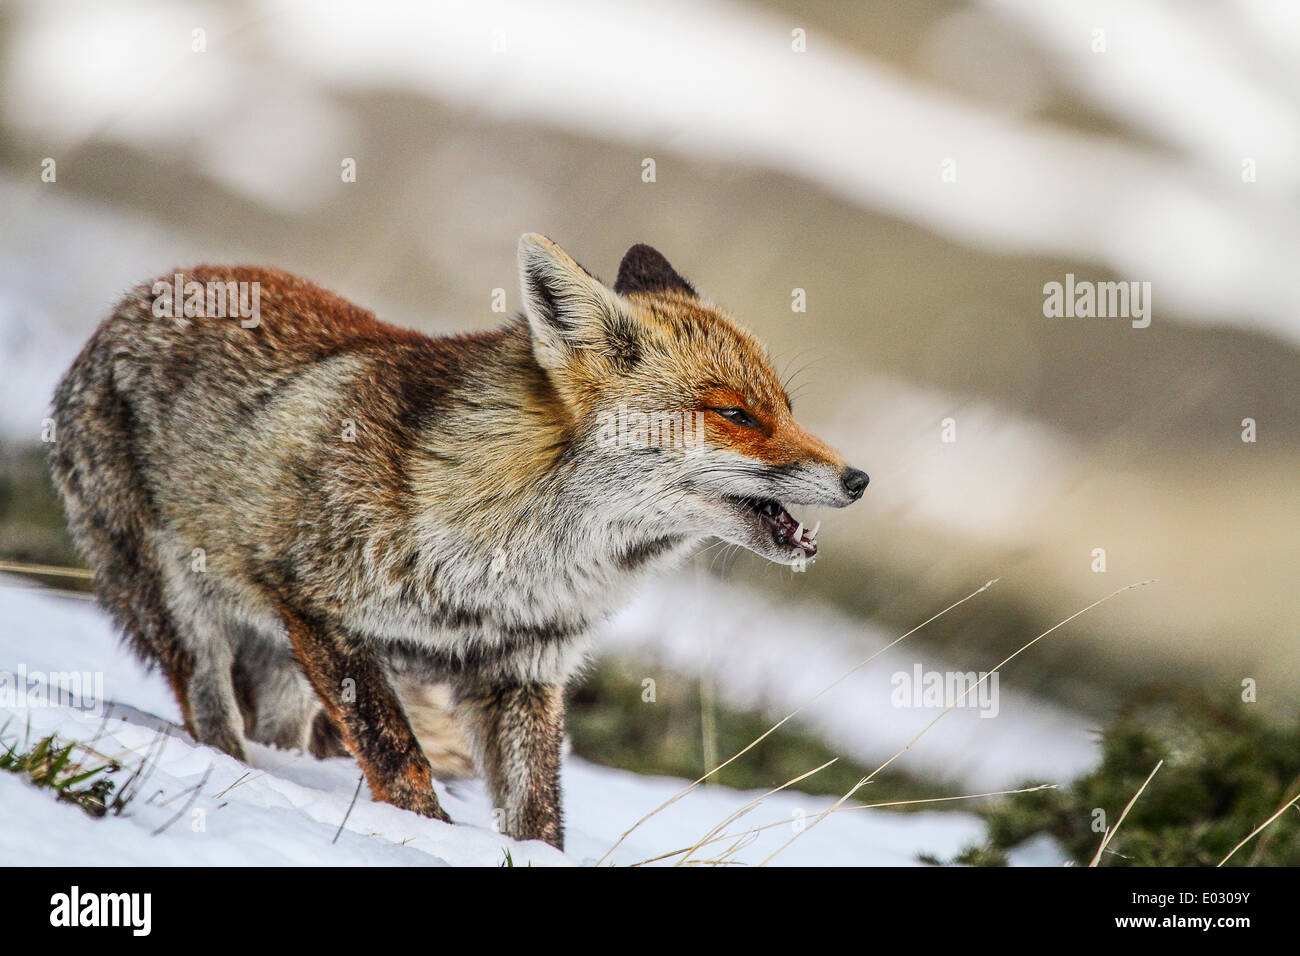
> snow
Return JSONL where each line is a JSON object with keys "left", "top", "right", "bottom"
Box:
{"left": 599, "top": 573, "right": 1099, "bottom": 791}
{"left": 0, "top": 704, "right": 987, "bottom": 867}
{"left": 0, "top": 578, "right": 1027, "bottom": 866}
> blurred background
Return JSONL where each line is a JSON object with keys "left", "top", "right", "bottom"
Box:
{"left": 1, "top": 0, "right": 1297, "bottom": 862}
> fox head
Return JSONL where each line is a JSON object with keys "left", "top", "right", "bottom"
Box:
{"left": 518, "top": 233, "right": 867, "bottom": 567}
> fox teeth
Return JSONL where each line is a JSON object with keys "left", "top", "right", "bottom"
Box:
{"left": 810, "top": 521, "right": 820, "bottom": 539}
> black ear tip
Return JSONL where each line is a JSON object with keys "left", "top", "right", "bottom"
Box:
{"left": 615, "top": 243, "right": 696, "bottom": 298}
{"left": 624, "top": 242, "right": 661, "bottom": 259}
{"left": 619, "top": 243, "right": 670, "bottom": 276}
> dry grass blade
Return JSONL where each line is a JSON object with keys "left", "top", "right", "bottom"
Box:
{"left": 689, "top": 829, "right": 761, "bottom": 867}
{"left": 630, "top": 784, "right": 1055, "bottom": 866}
{"left": 1089, "top": 758, "right": 1163, "bottom": 867}
{"left": 671, "top": 758, "right": 839, "bottom": 866}
{"left": 0, "top": 559, "right": 93, "bottom": 579}
{"left": 150, "top": 765, "right": 213, "bottom": 836}
{"left": 758, "top": 578, "right": 1158, "bottom": 867}
{"left": 596, "top": 577, "right": 1002, "bottom": 865}
{"left": 334, "top": 773, "right": 366, "bottom": 845}
{"left": 1217, "top": 789, "right": 1300, "bottom": 867}
{"left": 700, "top": 785, "right": 1064, "bottom": 867}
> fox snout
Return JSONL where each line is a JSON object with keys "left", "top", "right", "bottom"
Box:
{"left": 840, "top": 466, "right": 869, "bottom": 502}
{"left": 765, "top": 457, "right": 868, "bottom": 510}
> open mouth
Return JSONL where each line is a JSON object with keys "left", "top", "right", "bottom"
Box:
{"left": 729, "top": 496, "right": 818, "bottom": 556}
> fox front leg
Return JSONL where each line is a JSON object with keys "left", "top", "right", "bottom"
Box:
{"left": 277, "top": 603, "right": 451, "bottom": 822}
{"left": 455, "top": 680, "right": 565, "bottom": 849}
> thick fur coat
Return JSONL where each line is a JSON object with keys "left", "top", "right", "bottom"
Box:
{"left": 49, "top": 236, "right": 867, "bottom": 848}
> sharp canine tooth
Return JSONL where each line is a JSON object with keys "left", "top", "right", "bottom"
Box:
{"left": 794, "top": 522, "right": 803, "bottom": 540}
{"left": 810, "top": 521, "right": 821, "bottom": 538}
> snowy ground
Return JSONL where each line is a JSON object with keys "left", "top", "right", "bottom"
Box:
{"left": 0, "top": 578, "right": 1066, "bottom": 866}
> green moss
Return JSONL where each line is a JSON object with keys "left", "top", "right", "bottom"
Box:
{"left": 0, "top": 441, "right": 84, "bottom": 573}
{"left": 955, "top": 686, "right": 1300, "bottom": 866}
{"left": 0, "top": 723, "right": 122, "bottom": 818}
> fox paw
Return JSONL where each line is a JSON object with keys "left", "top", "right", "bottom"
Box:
{"left": 383, "top": 781, "right": 452, "bottom": 823}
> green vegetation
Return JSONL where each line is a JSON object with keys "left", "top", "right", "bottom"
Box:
{"left": 948, "top": 686, "right": 1300, "bottom": 866}
{"left": 0, "top": 442, "right": 84, "bottom": 575}
{"left": 567, "top": 657, "right": 961, "bottom": 807}
{"left": 1, "top": 723, "right": 122, "bottom": 818}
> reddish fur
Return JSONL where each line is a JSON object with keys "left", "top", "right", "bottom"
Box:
{"left": 698, "top": 386, "right": 844, "bottom": 470}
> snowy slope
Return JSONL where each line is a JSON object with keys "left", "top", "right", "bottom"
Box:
{"left": 599, "top": 573, "right": 1099, "bottom": 790}
{"left": 0, "top": 580, "right": 1011, "bottom": 866}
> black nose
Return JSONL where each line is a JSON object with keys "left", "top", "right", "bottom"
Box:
{"left": 841, "top": 467, "right": 869, "bottom": 499}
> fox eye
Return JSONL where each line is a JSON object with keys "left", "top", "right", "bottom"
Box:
{"left": 710, "top": 407, "right": 760, "bottom": 429}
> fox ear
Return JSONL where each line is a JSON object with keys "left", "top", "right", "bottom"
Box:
{"left": 614, "top": 243, "right": 696, "bottom": 297}
{"left": 518, "top": 233, "right": 641, "bottom": 376}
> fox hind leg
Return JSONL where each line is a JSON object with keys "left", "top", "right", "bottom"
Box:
{"left": 157, "top": 573, "right": 249, "bottom": 761}
{"left": 250, "top": 661, "right": 319, "bottom": 751}
{"left": 233, "top": 638, "right": 320, "bottom": 752}
{"left": 185, "top": 638, "right": 247, "bottom": 760}
{"left": 308, "top": 710, "right": 350, "bottom": 758}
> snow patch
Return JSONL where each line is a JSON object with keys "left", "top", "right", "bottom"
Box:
{"left": 0, "top": 579, "right": 1002, "bottom": 866}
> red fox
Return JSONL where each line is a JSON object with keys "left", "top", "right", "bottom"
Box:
{"left": 49, "top": 235, "right": 868, "bottom": 849}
